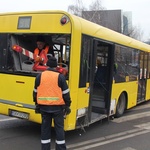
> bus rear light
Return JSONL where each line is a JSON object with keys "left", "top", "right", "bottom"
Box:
{"left": 56, "top": 66, "right": 68, "bottom": 76}
{"left": 60, "top": 15, "right": 69, "bottom": 25}
{"left": 12, "top": 45, "right": 23, "bottom": 52}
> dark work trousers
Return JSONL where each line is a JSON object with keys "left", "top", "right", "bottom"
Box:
{"left": 41, "top": 111, "right": 66, "bottom": 150}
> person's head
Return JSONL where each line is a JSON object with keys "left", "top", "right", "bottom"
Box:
{"left": 96, "top": 57, "right": 102, "bottom": 66}
{"left": 36, "top": 35, "right": 46, "bottom": 50}
{"left": 46, "top": 57, "right": 57, "bottom": 68}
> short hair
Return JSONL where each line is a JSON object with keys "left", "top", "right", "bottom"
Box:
{"left": 46, "top": 57, "right": 57, "bottom": 68}
{"left": 36, "top": 35, "right": 45, "bottom": 43}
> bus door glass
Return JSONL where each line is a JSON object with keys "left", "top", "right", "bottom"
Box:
{"left": 89, "top": 39, "right": 114, "bottom": 120}
{"left": 137, "top": 52, "right": 148, "bottom": 102}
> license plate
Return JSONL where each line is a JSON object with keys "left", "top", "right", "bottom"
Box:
{"left": 9, "top": 110, "right": 29, "bottom": 120}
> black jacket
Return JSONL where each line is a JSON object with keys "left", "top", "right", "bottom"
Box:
{"left": 33, "top": 68, "right": 71, "bottom": 113}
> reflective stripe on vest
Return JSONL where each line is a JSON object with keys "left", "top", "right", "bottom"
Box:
{"left": 37, "top": 71, "right": 65, "bottom": 105}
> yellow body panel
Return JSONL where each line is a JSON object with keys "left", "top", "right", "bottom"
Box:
{"left": 146, "top": 79, "right": 150, "bottom": 100}
{"left": 0, "top": 73, "right": 76, "bottom": 131}
{"left": 77, "top": 88, "right": 89, "bottom": 108}
{"left": 0, "top": 11, "right": 71, "bottom": 33}
{"left": 111, "top": 81, "right": 138, "bottom": 110}
{"left": 0, "top": 74, "right": 34, "bottom": 103}
{"left": 0, "top": 74, "right": 41, "bottom": 123}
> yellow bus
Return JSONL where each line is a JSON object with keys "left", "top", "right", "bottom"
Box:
{"left": 0, "top": 10, "right": 150, "bottom": 131}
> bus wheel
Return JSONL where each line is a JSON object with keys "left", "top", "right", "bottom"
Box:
{"left": 115, "top": 93, "right": 126, "bottom": 118}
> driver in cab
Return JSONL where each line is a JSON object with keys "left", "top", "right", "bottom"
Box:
{"left": 34, "top": 35, "right": 54, "bottom": 66}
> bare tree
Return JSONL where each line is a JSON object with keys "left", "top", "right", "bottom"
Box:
{"left": 82, "top": 0, "right": 105, "bottom": 23}
{"left": 146, "top": 34, "right": 150, "bottom": 43}
{"left": 123, "top": 17, "right": 143, "bottom": 41}
{"left": 89, "top": 0, "right": 105, "bottom": 11}
{"left": 126, "top": 25, "right": 144, "bottom": 41}
{"left": 67, "top": 0, "right": 104, "bottom": 17}
{"left": 67, "top": 0, "right": 87, "bottom": 17}
{"left": 67, "top": 0, "right": 143, "bottom": 41}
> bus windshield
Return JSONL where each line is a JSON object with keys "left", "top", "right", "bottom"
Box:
{"left": 0, "top": 33, "right": 71, "bottom": 79}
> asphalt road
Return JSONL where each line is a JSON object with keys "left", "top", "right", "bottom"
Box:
{"left": 1, "top": 101, "right": 150, "bottom": 150}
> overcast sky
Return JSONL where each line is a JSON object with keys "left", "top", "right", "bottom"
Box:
{"left": 0, "top": 0, "right": 149, "bottom": 41}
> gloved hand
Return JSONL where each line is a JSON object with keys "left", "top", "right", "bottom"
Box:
{"left": 35, "top": 56, "right": 43, "bottom": 62}
{"left": 63, "top": 106, "right": 71, "bottom": 118}
{"left": 35, "top": 104, "right": 41, "bottom": 114}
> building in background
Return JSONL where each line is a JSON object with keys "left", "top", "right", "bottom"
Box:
{"left": 82, "top": 10, "right": 132, "bottom": 36}
{"left": 123, "top": 11, "right": 132, "bottom": 35}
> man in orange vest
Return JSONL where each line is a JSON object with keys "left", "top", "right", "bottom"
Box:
{"left": 33, "top": 56, "right": 71, "bottom": 150}
{"left": 33, "top": 35, "right": 55, "bottom": 70}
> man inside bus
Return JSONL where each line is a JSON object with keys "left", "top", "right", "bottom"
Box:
{"left": 33, "top": 35, "right": 55, "bottom": 71}
{"left": 94, "top": 58, "right": 106, "bottom": 86}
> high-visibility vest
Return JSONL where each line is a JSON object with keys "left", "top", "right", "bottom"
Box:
{"left": 34, "top": 46, "right": 49, "bottom": 58}
{"left": 37, "top": 71, "right": 65, "bottom": 105}
{"left": 34, "top": 46, "right": 49, "bottom": 65}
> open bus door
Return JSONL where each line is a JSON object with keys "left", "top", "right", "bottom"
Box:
{"left": 88, "top": 39, "right": 114, "bottom": 123}
{"left": 137, "top": 52, "right": 148, "bottom": 102}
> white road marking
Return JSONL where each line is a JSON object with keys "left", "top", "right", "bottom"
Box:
{"left": 135, "top": 122, "right": 150, "bottom": 129}
{"left": 67, "top": 128, "right": 150, "bottom": 150}
{"left": 72, "top": 130, "right": 150, "bottom": 150}
{"left": 0, "top": 117, "right": 18, "bottom": 122}
{"left": 132, "top": 103, "right": 150, "bottom": 110}
{"left": 66, "top": 121, "right": 150, "bottom": 150}
{"left": 112, "top": 111, "right": 150, "bottom": 123}
{"left": 65, "top": 104, "right": 150, "bottom": 150}
{"left": 122, "top": 148, "right": 137, "bottom": 150}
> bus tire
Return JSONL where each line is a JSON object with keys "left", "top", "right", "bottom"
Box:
{"left": 115, "top": 93, "right": 126, "bottom": 118}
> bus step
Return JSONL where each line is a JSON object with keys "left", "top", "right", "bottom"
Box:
{"left": 92, "top": 106, "right": 107, "bottom": 114}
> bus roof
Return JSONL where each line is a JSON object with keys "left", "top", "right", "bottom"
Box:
{"left": 0, "top": 10, "right": 150, "bottom": 52}
{"left": 71, "top": 13, "right": 150, "bottom": 52}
